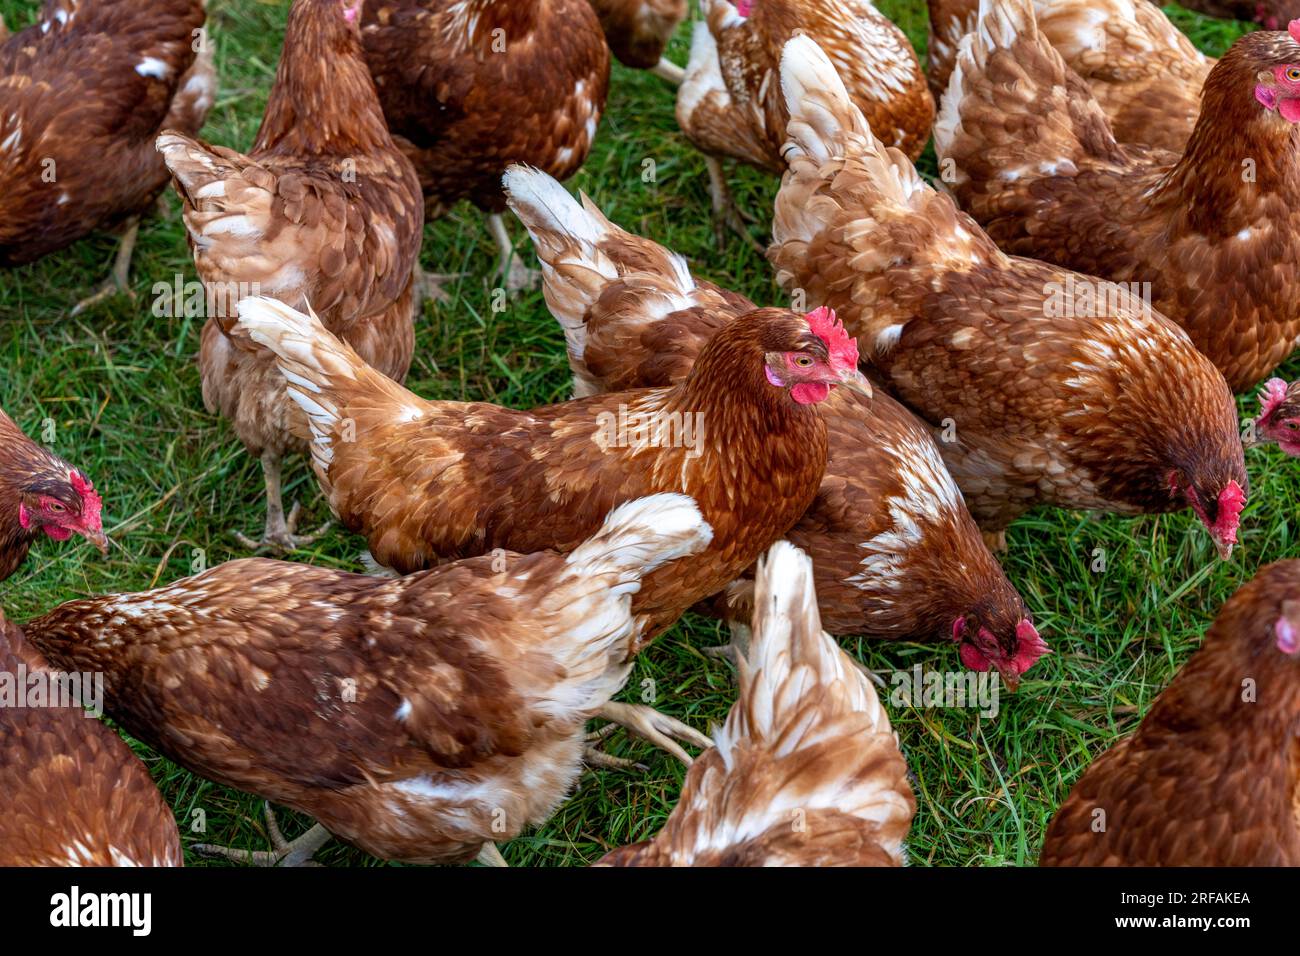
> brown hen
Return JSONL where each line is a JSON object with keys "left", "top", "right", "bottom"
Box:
{"left": 1041, "top": 559, "right": 1300, "bottom": 866}
{"left": 504, "top": 165, "right": 1046, "bottom": 688}
{"left": 599, "top": 541, "right": 915, "bottom": 867}
{"left": 771, "top": 35, "right": 1248, "bottom": 560}
{"left": 360, "top": 0, "right": 610, "bottom": 291}
{"left": 23, "top": 494, "right": 712, "bottom": 866}
{"left": 157, "top": 0, "right": 423, "bottom": 553}
{"left": 0, "top": 609, "right": 181, "bottom": 867}
{"left": 927, "top": 0, "right": 1210, "bottom": 153}
{"left": 677, "top": 0, "right": 933, "bottom": 246}
{"left": 0, "top": 406, "right": 107, "bottom": 584}
{"left": 234, "top": 294, "right": 864, "bottom": 638}
{"left": 935, "top": 0, "right": 1300, "bottom": 394}
{"left": 234, "top": 292, "right": 865, "bottom": 755}
{"left": 588, "top": 0, "right": 687, "bottom": 82}
{"left": 0, "top": 0, "right": 214, "bottom": 313}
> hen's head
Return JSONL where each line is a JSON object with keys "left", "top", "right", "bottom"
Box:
{"left": 1249, "top": 21, "right": 1300, "bottom": 122}
{"left": 952, "top": 614, "right": 1049, "bottom": 692}
{"left": 1255, "top": 378, "right": 1300, "bottom": 455}
{"left": 759, "top": 306, "right": 870, "bottom": 405}
{"left": 734, "top": 0, "right": 755, "bottom": 15}
{"left": 16, "top": 469, "right": 107, "bottom": 555}
{"left": 1167, "top": 470, "right": 1247, "bottom": 561}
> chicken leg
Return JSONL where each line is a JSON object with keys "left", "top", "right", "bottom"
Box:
{"left": 705, "top": 157, "right": 765, "bottom": 254}
{"left": 487, "top": 213, "right": 541, "bottom": 293}
{"left": 233, "top": 451, "right": 330, "bottom": 553}
{"left": 592, "top": 701, "right": 713, "bottom": 767}
{"left": 193, "top": 803, "right": 331, "bottom": 867}
{"left": 70, "top": 218, "right": 141, "bottom": 316}
{"left": 651, "top": 58, "right": 685, "bottom": 85}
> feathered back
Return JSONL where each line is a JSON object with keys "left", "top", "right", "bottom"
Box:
{"left": 934, "top": 0, "right": 1126, "bottom": 198}
{"left": 504, "top": 165, "right": 748, "bottom": 396}
{"left": 772, "top": 35, "right": 1001, "bottom": 353}
{"left": 0, "top": 608, "right": 182, "bottom": 866}
{"left": 601, "top": 541, "right": 915, "bottom": 866}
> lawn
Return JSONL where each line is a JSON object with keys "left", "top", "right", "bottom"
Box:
{"left": 0, "top": 0, "right": 1289, "bottom": 867}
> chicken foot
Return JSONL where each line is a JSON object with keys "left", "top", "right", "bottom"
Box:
{"left": 487, "top": 213, "right": 541, "bottom": 293}
{"left": 476, "top": 843, "right": 509, "bottom": 867}
{"left": 651, "top": 58, "right": 686, "bottom": 86}
{"left": 70, "top": 218, "right": 141, "bottom": 316}
{"left": 233, "top": 451, "right": 331, "bottom": 553}
{"left": 193, "top": 803, "right": 331, "bottom": 867}
{"left": 591, "top": 701, "right": 713, "bottom": 767}
{"left": 705, "top": 157, "right": 765, "bottom": 254}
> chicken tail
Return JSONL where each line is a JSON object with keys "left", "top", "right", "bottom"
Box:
{"left": 772, "top": 36, "right": 995, "bottom": 354}
{"left": 627, "top": 541, "right": 915, "bottom": 865}
{"left": 234, "top": 295, "right": 426, "bottom": 493}
{"left": 156, "top": 130, "right": 234, "bottom": 207}
{"left": 503, "top": 164, "right": 713, "bottom": 396}
{"left": 933, "top": 0, "right": 1122, "bottom": 205}
{"left": 532, "top": 494, "right": 714, "bottom": 715}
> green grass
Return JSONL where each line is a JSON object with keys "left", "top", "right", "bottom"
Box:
{"left": 0, "top": 0, "right": 1286, "bottom": 867}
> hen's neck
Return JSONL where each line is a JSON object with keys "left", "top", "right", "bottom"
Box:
{"left": 1160, "top": 80, "right": 1300, "bottom": 232}
{"left": 1143, "top": 632, "right": 1300, "bottom": 738}
{"left": 673, "top": 337, "right": 823, "bottom": 446}
{"left": 254, "top": 10, "right": 394, "bottom": 158}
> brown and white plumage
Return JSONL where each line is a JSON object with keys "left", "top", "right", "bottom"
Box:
{"left": 23, "top": 495, "right": 712, "bottom": 866}
{"left": 0, "top": 0, "right": 213, "bottom": 305}
{"left": 934, "top": 0, "right": 1300, "bottom": 394}
{"left": 771, "top": 35, "right": 1247, "bottom": 559}
{"left": 158, "top": 0, "right": 423, "bottom": 551}
{"left": 0, "top": 610, "right": 181, "bottom": 867}
{"left": 678, "top": 0, "right": 933, "bottom": 170}
{"left": 926, "top": 0, "right": 1210, "bottom": 153}
{"left": 599, "top": 541, "right": 914, "bottom": 866}
{"left": 361, "top": 0, "right": 610, "bottom": 288}
{"left": 235, "top": 292, "right": 852, "bottom": 649}
{"left": 1041, "top": 559, "right": 1300, "bottom": 866}
{"left": 588, "top": 0, "right": 687, "bottom": 78}
{"left": 505, "top": 165, "right": 1044, "bottom": 686}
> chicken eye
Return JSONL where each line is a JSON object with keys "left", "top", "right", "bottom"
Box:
{"left": 792, "top": 355, "right": 815, "bottom": 368}
{"left": 1287, "top": 421, "right": 1300, "bottom": 430}
{"left": 1287, "top": 67, "right": 1300, "bottom": 82}
{"left": 47, "top": 502, "right": 66, "bottom": 513}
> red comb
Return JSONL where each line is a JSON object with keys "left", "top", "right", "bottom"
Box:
{"left": 736, "top": 0, "right": 754, "bottom": 15}
{"left": 805, "top": 307, "right": 859, "bottom": 375}
{"left": 1012, "top": 618, "right": 1051, "bottom": 672}
{"left": 1214, "top": 480, "right": 1246, "bottom": 543}
{"left": 1258, "top": 378, "right": 1291, "bottom": 421}
{"left": 1290, "top": 18, "right": 1300, "bottom": 42}
{"left": 69, "top": 471, "right": 104, "bottom": 530}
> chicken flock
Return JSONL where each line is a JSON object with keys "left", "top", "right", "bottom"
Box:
{"left": 0, "top": 0, "right": 1297, "bottom": 869}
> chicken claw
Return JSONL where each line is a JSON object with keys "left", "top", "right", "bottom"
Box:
{"left": 583, "top": 745, "right": 647, "bottom": 772}
{"left": 70, "top": 219, "right": 140, "bottom": 316}
{"left": 193, "top": 803, "right": 331, "bottom": 867}
{"left": 705, "top": 157, "right": 765, "bottom": 254}
{"left": 487, "top": 213, "right": 541, "bottom": 293}
{"left": 651, "top": 58, "right": 686, "bottom": 86}
{"left": 415, "top": 267, "right": 467, "bottom": 305}
{"left": 233, "top": 501, "right": 331, "bottom": 554}
{"left": 475, "top": 843, "right": 509, "bottom": 867}
{"left": 594, "top": 701, "right": 713, "bottom": 767}
{"left": 233, "top": 453, "right": 331, "bottom": 553}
